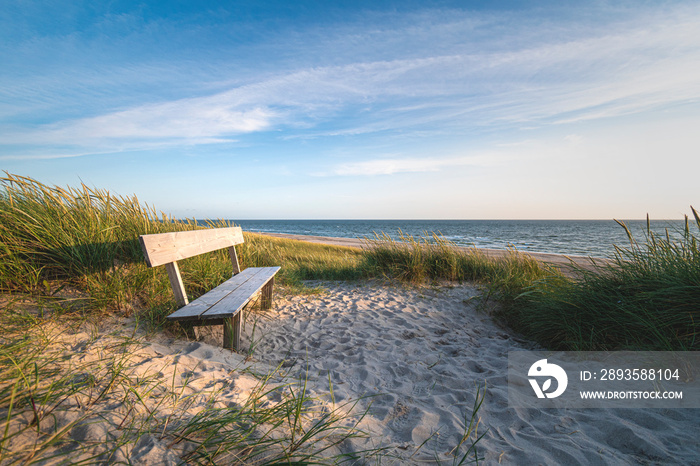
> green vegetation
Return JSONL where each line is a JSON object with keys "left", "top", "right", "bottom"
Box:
{"left": 2, "top": 172, "right": 697, "bottom": 352}
{"left": 490, "top": 213, "right": 700, "bottom": 351}
{"left": 361, "top": 230, "right": 551, "bottom": 295}
{"left": 0, "top": 173, "right": 365, "bottom": 321}
{"left": 357, "top": 222, "right": 699, "bottom": 352}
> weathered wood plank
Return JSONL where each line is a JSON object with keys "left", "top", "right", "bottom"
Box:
{"left": 165, "top": 262, "right": 188, "bottom": 307}
{"left": 201, "top": 267, "right": 280, "bottom": 319}
{"left": 233, "top": 311, "right": 242, "bottom": 349}
{"left": 166, "top": 267, "right": 260, "bottom": 320}
{"left": 228, "top": 246, "right": 241, "bottom": 274}
{"left": 223, "top": 313, "right": 242, "bottom": 350}
{"left": 140, "top": 227, "right": 244, "bottom": 267}
{"left": 189, "top": 318, "right": 224, "bottom": 326}
{"left": 261, "top": 276, "right": 274, "bottom": 310}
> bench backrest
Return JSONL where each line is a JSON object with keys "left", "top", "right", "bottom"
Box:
{"left": 139, "top": 226, "right": 244, "bottom": 307}
{"left": 139, "top": 226, "right": 244, "bottom": 267}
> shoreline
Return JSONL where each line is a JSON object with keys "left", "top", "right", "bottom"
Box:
{"left": 253, "top": 231, "right": 608, "bottom": 274}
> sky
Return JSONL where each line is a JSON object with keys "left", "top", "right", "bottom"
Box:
{"left": 1, "top": 0, "right": 699, "bottom": 220}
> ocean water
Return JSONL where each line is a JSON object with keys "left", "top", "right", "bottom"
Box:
{"left": 223, "top": 219, "right": 689, "bottom": 259}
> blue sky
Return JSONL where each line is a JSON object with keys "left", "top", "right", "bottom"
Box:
{"left": 2, "top": 0, "right": 699, "bottom": 219}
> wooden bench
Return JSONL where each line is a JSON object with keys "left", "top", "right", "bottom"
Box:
{"left": 139, "top": 226, "right": 280, "bottom": 351}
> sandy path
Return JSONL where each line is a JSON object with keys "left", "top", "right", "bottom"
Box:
{"left": 194, "top": 281, "right": 700, "bottom": 465}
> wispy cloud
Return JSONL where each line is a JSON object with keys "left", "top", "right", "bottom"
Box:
{"left": 316, "top": 151, "right": 517, "bottom": 177}
{"left": 2, "top": 2, "right": 700, "bottom": 160}
{"left": 327, "top": 157, "right": 450, "bottom": 176}
{"left": 43, "top": 103, "right": 272, "bottom": 142}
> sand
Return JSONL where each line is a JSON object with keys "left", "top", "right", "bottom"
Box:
{"left": 4, "top": 274, "right": 699, "bottom": 463}
{"left": 186, "top": 280, "right": 699, "bottom": 464}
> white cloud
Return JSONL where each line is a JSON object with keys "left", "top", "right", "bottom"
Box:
{"left": 28, "top": 102, "right": 273, "bottom": 143}
{"left": 320, "top": 151, "right": 518, "bottom": 176}
{"left": 3, "top": 2, "right": 700, "bottom": 159}
{"left": 331, "top": 157, "right": 446, "bottom": 176}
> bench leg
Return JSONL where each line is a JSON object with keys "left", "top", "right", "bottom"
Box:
{"left": 261, "top": 277, "right": 275, "bottom": 310}
{"left": 223, "top": 312, "right": 243, "bottom": 351}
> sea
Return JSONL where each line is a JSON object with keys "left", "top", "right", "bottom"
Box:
{"left": 218, "top": 219, "right": 690, "bottom": 259}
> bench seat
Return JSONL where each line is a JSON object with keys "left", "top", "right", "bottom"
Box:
{"left": 167, "top": 266, "right": 280, "bottom": 322}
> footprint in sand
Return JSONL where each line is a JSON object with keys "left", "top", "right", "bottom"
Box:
{"left": 411, "top": 382, "right": 433, "bottom": 398}
{"left": 388, "top": 399, "right": 420, "bottom": 435}
{"left": 419, "top": 429, "right": 450, "bottom": 459}
{"left": 378, "top": 372, "right": 400, "bottom": 391}
{"left": 347, "top": 368, "right": 369, "bottom": 391}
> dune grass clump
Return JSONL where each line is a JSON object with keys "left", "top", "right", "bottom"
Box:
{"left": 361, "top": 230, "right": 554, "bottom": 291}
{"left": 493, "top": 211, "right": 700, "bottom": 351}
{"left": 238, "top": 233, "right": 366, "bottom": 283}
{"left": 0, "top": 173, "right": 183, "bottom": 290}
{"left": 0, "top": 173, "right": 198, "bottom": 322}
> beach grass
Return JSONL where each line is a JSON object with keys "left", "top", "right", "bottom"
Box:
{"left": 358, "top": 219, "right": 699, "bottom": 351}
{"left": 491, "top": 212, "right": 700, "bottom": 351}
{"left": 360, "top": 230, "right": 552, "bottom": 292}
{"left": 2, "top": 172, "right": 698, "bottom": 352}
{"left": 0, "top": 173, "right": 364, "bottom": 321}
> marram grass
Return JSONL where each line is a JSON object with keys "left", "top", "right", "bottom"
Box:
{"left": 0, "top": 173, "right": 365, "bottom": 323}
{"left": 359, "top": 218, "right": 700, "bottom": 351}
{"left": 360, "top": 230, "right": 552, "bottom": 292}
{"left": 490, "top": 210, "right": 700, "bottom": 351}
{"left": 2, "top": 173, "right": 698, "bottom": 351}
